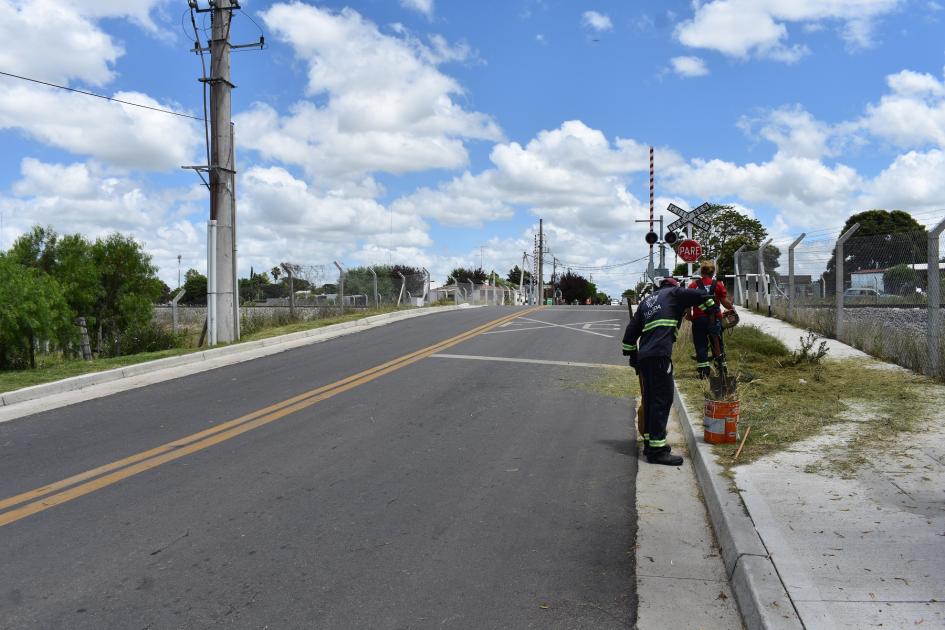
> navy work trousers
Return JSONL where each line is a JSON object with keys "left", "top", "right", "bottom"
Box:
{"left": 638, "top": 356, "right": 674, "bottom": 453}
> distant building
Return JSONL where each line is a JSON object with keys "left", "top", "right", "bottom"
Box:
{"left": 850, "top": 269, "right": 885, "bottom": 292}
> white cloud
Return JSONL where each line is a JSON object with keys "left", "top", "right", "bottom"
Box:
{"left": 0, "top": 0, "right": 123, "bottom": 86}
{"left": 670, "top": 56, "right": 709, "bottom": 77}
{"left": 0, "top": 84, "right": 200, "bottom": 170}
{"left": 860, "top": 149, "right": 945, "bottom": 210}
{"left": 400, "top": 0, "right": 433, "bottom": 19}
{"left": 581, "top": 10, "right": 613, "bottom": 32}
{"left": 236, "top": 4, "right": 502, "bottom": 184}
{"left": 857, "top": 68, "right": 945, "bottom": 148}
{"left": 391, "top": 120, "right": 675, "bottom": 232}
{"left": 0, "top": 158, "right": 206, "bottom": 283}
{"left": 664, "top": 154, "right": 862, "bottom": 226}
{"left": 675, "top": 0, "right": 901, "bottom": 61}
{"left": 739, "top": 105, "right": 836, "bottom": 159}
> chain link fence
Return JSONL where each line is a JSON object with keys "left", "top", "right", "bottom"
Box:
{"left": 158, "top": 262, "right": 526, "bottom": 338}
{"left": 731, "top": 216, "right": 945, "bottom": 379}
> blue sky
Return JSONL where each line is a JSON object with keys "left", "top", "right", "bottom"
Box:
{"left": 1, "top": 0, "right": 944, "bottom": 295}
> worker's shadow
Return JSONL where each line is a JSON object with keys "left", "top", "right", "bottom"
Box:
{"left": 597, "top": 439, "right": 637, "bottom": 457}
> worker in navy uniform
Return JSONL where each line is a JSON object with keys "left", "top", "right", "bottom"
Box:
{"left": 622, "top": 277, "right": 720, "bottom": 466}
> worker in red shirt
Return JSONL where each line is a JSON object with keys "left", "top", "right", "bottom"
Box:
{"left": 686, "top": 260, "right": 735, "bottom": 379}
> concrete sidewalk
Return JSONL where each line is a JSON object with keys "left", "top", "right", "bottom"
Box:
{"left": 635, "top": 405, "right": 744, "bottom": 629}
{"left": 679, "top": 310, "right": 945, "bottom": 629}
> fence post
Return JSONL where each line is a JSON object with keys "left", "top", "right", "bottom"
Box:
{"left": 733, "top": 244, "right": 746, "bottom": 307}
{"left": 422, "top": 267, "right": 430, "bottom": 304}
{"left": 333, "top": 261, "right": 345, "bottom": 314}
{"left": 928, "top": 217, "right": 945, "bottom": 377}
{"left": 788, "top": 233, "right": 806, "bottom": 320}
{"left": 397, "top": 272, "right": 406, "bottom": 307}
{"left": 757, "top": 238, "right": 772, "bottom": 313}
{"left": 287, "top": 266, "right": 295, "bottom": 319}
{"left": 170, "top": 288, "right": 186, "bottom": 334}
{"left": 468, "top": 279, "right": 476, "bottom": 304}
{"left": 369, "top": 266, "right": 378, "bottom": 309}
{"left": 835, "top": 223, "right": 860, "bottom": 339}
{"left": 76, "top": 317, "right": 93, "bottom": 361}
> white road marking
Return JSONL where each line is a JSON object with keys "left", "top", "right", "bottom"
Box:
{"left": 430, "top": 354, "right": 629, "bottom": 370}
{"left": 518, "top": 317, "right": 616, "bottom": 338}
{"left": 483, "top": 316, "right": 623, "bottom": 338}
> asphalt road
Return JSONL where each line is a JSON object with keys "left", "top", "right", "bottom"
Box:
{"left": 0, "top": 306, "right": 638, "bottom": 629}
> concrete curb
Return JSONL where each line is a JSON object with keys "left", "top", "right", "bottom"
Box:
{"left": 673, "top": 384, "right": 805, "bottom": 630}
{"left": 0, "top": 305, "right": 480, "bottom": 408}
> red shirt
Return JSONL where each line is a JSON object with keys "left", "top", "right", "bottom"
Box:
{"left": 688, "top": 278, "right": 727, "bottom": 318}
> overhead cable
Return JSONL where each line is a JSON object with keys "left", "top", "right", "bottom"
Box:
{"left": 0, "top": 70, "right": 204, "bottom": 121}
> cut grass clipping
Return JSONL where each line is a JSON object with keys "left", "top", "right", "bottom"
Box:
{"left": 672, "top": 323, "right": 934, "bottom": 474}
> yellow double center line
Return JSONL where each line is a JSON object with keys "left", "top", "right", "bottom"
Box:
{"left": 0, "top": 307, "right": 542, "bottom": 528}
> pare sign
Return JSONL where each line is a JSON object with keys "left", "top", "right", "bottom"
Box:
{"left": 677, "top": 239, "right": 703, "bottom": 263}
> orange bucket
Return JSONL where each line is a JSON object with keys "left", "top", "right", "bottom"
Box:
{"left": 704, "top": 399, "right": 739, "bottom": 444}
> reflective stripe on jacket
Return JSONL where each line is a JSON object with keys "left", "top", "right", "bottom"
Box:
{"left": 622, "top": 286, "right": 719, "bottom": 360}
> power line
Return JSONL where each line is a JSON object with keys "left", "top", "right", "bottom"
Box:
{"left": 0, "top": 70, "right": 204, "bottom": 121}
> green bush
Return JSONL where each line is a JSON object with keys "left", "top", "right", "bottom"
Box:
{"left": 113, "top": 322, "right": 185, "bottom": 356}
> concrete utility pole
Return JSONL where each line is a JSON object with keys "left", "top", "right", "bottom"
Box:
{"left": 207, "top": 0, "right": 237, "bottom": 343}
{"left": 519, "top": 252, "right": 526, "bottom": 301}
{"left": 551, "top": 257, "right": 557, "bottom": 304}
{"left": 538, "top": 219, "right": 544, "bottom": 305}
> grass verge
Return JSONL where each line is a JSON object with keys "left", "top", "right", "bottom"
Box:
{"left": 0, "top": 348, "right": 199, "bottom": 393}
{"left": 672, "top": 322, "right": 935, "bottom": 475}
{"left": 0, "top": 306, "right": 411, "bottom": 395}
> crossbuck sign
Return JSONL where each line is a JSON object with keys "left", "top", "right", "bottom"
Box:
{"left": 666, "top": 202, "right": 713, "bottom": 234}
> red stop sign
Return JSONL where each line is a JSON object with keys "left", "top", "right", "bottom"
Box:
{"left": 677, "top": 239, "right": 703, "bottom": 263}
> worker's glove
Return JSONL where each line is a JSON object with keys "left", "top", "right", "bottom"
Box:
{"left": 628, "top": 350, "right": 639, "bottom": 370}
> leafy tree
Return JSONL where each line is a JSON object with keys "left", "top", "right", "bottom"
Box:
{"left": 91, "top": 234, "right": 163, "bottom": 355}
{"left": 884, "top": 264, "right": 920, "bottom": 295}
{"left": 507, "top": 265, "right": 531, "bottom": 285}
{"left": 0, "top": 254, "right": 74, "bottom": 368}
{"left": 9, "top": 228, "right": 101, "bottom": 324}
{"left": 446, "top": 267, "right": 487, "bottom": 285}
{"left": 183, "top": 269, "right": 208, "bottom": 305}
{"left": 622, "top": 288, "right": 636, "bottom": 301}
{"left": 558, "top": 271, "right": 596, "bottom": 303}
{"left": 686, "top": 205, "right": 779, "bottom": 277}
{"left": 239, "top": 270, "right": 271, "bottom": 303}
{"left": 823, "top": 210, "right": 927, "bottom": 291}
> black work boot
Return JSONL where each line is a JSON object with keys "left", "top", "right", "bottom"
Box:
{"left": 647, "top": 450, "right": 683, "bottom": 466}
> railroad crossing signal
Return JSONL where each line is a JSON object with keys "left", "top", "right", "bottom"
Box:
{"left": 666, "top": 202, "right": 713, "bottom": 234}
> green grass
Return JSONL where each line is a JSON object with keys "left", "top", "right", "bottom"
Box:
{"left": 239, "top": 306, "right": 403, "bottom": 341}
{"left": 0, "top": 306, "right": 410, "bottom": 395}
{"left": 0, "top": 347, "right": 199, "bottom": 393}
{"left": 672, "top": 323, "right": 934, "bottom": 474}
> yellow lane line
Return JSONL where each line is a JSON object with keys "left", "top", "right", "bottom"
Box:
{"left": 0, "top": 307, "right": 541, "bottom": 527}
{"left": 0, "top": 307, "right": 530, "bottom": 513}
